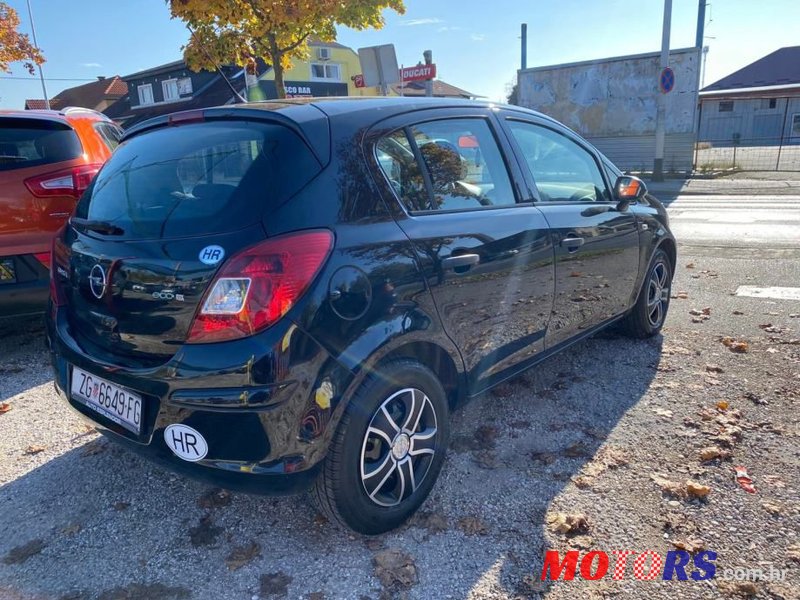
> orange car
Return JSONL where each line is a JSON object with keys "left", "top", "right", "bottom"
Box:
{"left": 0, "top": 107, "right": 121, "bottom": 318}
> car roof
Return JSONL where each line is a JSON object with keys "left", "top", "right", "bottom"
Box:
{"left": 0, "top": 107, "right": 111, "bottom": 124}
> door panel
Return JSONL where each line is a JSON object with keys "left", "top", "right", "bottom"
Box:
{"left": 369, "top": 110, "right": 555, "bottom": 391}
{"left": 499, "top": 115, "right": 640, "bottom": 347}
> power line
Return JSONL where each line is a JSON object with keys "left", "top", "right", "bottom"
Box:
{"left": 0, "top": 76, "right": 99, "bottom": 81}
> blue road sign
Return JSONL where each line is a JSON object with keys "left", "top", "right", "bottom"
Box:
{"left": 660, "top": 67, "right": 675, "bottom": 94}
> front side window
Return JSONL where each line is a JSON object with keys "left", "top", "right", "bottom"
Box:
{"left": 137, "top": 84, "right": 154, "bottom": 105}
{"left": 376, "top": 118, "right": 516, "bottom": 212}
{"left": 507, "top": 120, "right": 609, "bottom": 202}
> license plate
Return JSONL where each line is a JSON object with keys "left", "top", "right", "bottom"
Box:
{"left": 70, "top": 366, "right": 142, "bottom": 434}
{"left": 0, "top": 258, "right": 15, "bottom": 283}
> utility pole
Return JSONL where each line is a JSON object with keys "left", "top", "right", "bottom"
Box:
{"left": 423, "top": 50, "right": 433, "bottom": 97}
{"left": 521, "top": 23, "right": 527, "bottom": 70}
{"left": 26, "top": 0, "right": 49, "bottom": 109}
{"left": 653, "top": 0, "right": 672, "bottom": 181}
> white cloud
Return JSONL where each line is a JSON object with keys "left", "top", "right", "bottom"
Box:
{"left": 400, "top": 18, "right": 443, "bottom": 26}
{"left": 470, "top": 33, "right": 486, "bottom": 42}
{"left": 437, "top": 26, "right": 463, "bottom": 32}
{"left": 81, "top": 62, "right": 102, "bottom": 68}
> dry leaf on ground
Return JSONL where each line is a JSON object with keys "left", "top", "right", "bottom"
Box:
{"left": 225, "top": 540, "right": 261, "bottom": 571}
{"left": 0, "top": 402, "right": 11, "bottom": 414}
{"left": 721, "top": 336, "right": 749, "bottom": 353}
{"left": 2, "top": 539, "right": 45, "bottom": 565}
{"left": 699, "top": 446, "right": 731, "bottom": 462}
{"left": 458, "top": 515, "right": 489, "bottom": 536}
{"left": 24, "top": 445, "right": 45, "bottom": 455}
{"left": 259, "top": 572, "right": 292, "bottom": 598}
{"left": 672, "top": 538, "right": 705, "bottom": 553}
{"left": 788, "top": 545, "right": 800, "bottom": 563}
{"left": 372, "top": 549, "right": 418, "bottom": 589}
{"left": 414, "top": 511, "right": 448, "bottom": 534}
{"left": 547, "top": 512, "right": 590, "bottom": 535}
{"left": 686, "top": 480, "right": 711, "bottom": 499}
{"left": 198, "top": 488, "right": 232, "bottom": 509}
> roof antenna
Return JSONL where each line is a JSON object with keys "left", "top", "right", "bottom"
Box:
{"left": 185, "top": 24, "right": 247, "bottom": 104}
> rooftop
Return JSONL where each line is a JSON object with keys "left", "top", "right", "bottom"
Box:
{"left": 702, "top": 46, "right": 800, "bottom": 92}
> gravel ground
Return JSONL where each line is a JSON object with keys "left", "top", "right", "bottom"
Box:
{"left": 0, "top": 246, "right": 798, "bottom": 600}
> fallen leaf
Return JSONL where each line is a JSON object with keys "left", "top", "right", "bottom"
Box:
{"left": 761, "top": 502, "right": 784, "bottom": 516}
{"left": 716, "top": 400, "right": 729, "bottom": 411}
{"left": 718, "top": 581, "right": 758, "bottom": 597}
{"left": 788, "top": 544, "right": 800, "bottom": 563}
{"left": 653, "top": 407, "right": 674, "bottom": 418}
{"left": 472, "top": 449, "right": 498, "bottom": 469}
{"left": 113, "top": 501, "right": 130, "bottom": 511}
{"left": 198, "top": 488, "right": 232, "bottom": 509}
{"left": 569, "top": 271, "right": 583, "bottom": 277}
{"left": 414, "top": 511, "right": 448, "bottom": 534}
{"left": 763, "top": 475, "right": 785, "bottom": 488}
{"left": 686, "top": 480, "right": 711, "bottom": 499}
{"left": 2, "top": 539, "right": 45, "bottom": 565}
{"left": 705, "top": 364, "right": 724, "bottom": 373}
{"left": 721, "top": 337, "right": 749, "bottom": 353}
{"left": 672, "top": 291, "right": 689, "bottom": 300}
{"left": 651, "top": 474, "right": 685, "bottom": 498}
{"left": 189, "top": 516, "right": 223, "bottom": 547}
{"left": 372, "top": 549, "right": 418, "bottom": 589}
{"left": 546, "top": 512, "right": 590, "bottom": 535}
{"left": 458, "top": 515, "right": 489, "bottom": 536}
{"left": 672, "top": 538, "right": 705, "bottom": 553}
{"left": 259, "top": 572, "right": 292, "bottom": 598}
{"left": 701, "top": 307, "right": 711, "bottom": 315}
{"left": 699, "top": 446, "right": 730, "bottom": 461}
{"left": 562, "top": 441, "right": 592, "bottom": 458}
{"left": 24, "top": 445, "right": 46, "bottom": 455}
{"left": 732, "top": 310, "right": 744, "bottom": 315}
{"left": 569, "top": 535, "right": 594, "bottom": 550}
{"left": 685, "top": 262, "right": 695, "bottom": 269}
{"left": 225, "top": 540, "right": 261, "bottom": 571}
{"left": 572, "top": 475, "right": 593, "bottom": 489}
{"left": 474, "top": 425, "right": 498, "bottom": 450}
{"left": 0, "top": 402, "right": 11, "bottom": 414}
{"left": 61, "top": 523, "right": 81, "bottom": 535}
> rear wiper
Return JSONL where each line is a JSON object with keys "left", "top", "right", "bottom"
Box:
{"left": 70, "top": 217, "right": 125, "bottom": 236}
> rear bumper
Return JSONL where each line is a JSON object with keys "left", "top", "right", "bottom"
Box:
{"left": 46, "top": 307, "right": 355, "bottom": 496}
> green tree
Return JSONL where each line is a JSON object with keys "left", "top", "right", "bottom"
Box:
{"left": 0, "top": 2, "right": 44, "bottom": 74}
{"left": 169, "top": 0, "right": 405, "bottom": 99}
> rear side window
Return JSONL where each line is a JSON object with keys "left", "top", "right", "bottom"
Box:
{"left": 0, "top": 118, "right": 81, "bottom": 171}
{"left": 376, "top": 118, "right": 516, "bottom": 212}
{"left": 93, "top": 122, "right": 122, "bottom": 151}
{"left": 75, "top": 121, "right": 321, "bottom": 239}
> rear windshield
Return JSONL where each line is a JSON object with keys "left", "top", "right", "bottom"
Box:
{"left": 0, "top": 118, "right": 82, "bottom": 171}
{"left": 75, "top": 120, "right": 321, "bottom": 239}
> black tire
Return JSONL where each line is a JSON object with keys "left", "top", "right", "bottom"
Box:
{"left": 619, "top": 248, "right": 672, "bottom": 338}
{"left": 312, "top": 360, "right": 450, "bottom": 535}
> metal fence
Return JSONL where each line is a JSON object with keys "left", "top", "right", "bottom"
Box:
{"left": 695, "top": 95, "right": 800, "bottom": 172}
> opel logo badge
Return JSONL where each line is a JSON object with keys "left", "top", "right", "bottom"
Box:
{"left": 89, "top": 264, "right": 107, "bottom": 299}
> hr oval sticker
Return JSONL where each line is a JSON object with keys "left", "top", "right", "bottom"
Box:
{"left": 164, "top": 424, "right": 208, "bottom": 462}
{"left": 199, "top": 245, "right": 225, "bottom": 265}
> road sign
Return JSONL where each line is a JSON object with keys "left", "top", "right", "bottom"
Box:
{"left": 357, "top": 44, "right": 399, "bottom": 90}
{"left": 660, "top": 67, "right": 675, "bottom": 94}
{"left": 400, "top": 64, "right": 437, "bottom": 83}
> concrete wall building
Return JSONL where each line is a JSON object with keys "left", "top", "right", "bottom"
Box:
{"left": 517, "top": 47, "right": 701, "bottom": 172}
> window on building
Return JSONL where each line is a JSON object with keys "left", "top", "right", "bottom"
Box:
{"left": 137, "top": 84, "right": 154, "bottom": 106}
{"left": 759, "top": 98, "right": 777, "bottom": 110}
{"left": 718, "top": 101, "right": 734, "bottom": 112}
{"left": 310, "top": 63, "right": 341, "bottom": 81}
{"left": 162, "top": 79, "right": 179, "bottom": 102}
{"left": 177, "top": 77, "right": 193, "bottom": 95}
{"left": 792, "top": 114, "right": 800, "bottom": 138}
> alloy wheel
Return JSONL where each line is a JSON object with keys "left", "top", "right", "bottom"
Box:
{"left": 646, "top": 261, "right": 670, "bottom": 328}
{"left": 359, "top": 388, "right": 439, "bottom": 507}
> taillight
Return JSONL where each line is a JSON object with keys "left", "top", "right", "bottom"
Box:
{"left": 33, "top": 252, "right": 51, "bottom": 269}
{"left": 186, "top": 230, "right": 334, "bottom": 344}
{"left": 24, "top": 164, "right": 102, "bottom": 200}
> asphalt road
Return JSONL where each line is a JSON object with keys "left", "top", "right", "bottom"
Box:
{"left": 1, "top": 190, "right": 798, "bottom": 600}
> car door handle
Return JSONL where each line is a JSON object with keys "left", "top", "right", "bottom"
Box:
{"left": 560, "top": 237, "right": 585, "bottom": 251}
{"left": 442, "top": 253, "right": 480, "bottom": 270}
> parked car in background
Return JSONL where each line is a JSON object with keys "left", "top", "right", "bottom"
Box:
{"left": 46, "top": 98, "right": 675, "bottom": 534}
{"left": 0, "top": 108, "right": 121, "bottom": 318}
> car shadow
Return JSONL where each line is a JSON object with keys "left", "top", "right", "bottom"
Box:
{"left": 0, "top": 331, "right": 661, "bottom": 599}
{"left": 0, "top": 316, "right": 53, "bottom": 401}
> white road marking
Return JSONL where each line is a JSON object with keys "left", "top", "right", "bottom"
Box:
{"left": 735, "top": 286, "right": 800, "bottom": 300}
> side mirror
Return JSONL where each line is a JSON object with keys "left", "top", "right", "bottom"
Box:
{"left": 614, "top": 175, "right": 646, "bottom": 210}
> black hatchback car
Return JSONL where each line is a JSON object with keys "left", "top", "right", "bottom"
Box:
{"left": 47, "top": 98, "right": 675, "bottom": 534}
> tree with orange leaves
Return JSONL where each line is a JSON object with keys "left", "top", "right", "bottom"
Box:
{"left": 169, "top": 0, "right": 404, "bottom": 99}
{"left": 0, "top": 2, "right": 44, "bottom": 74}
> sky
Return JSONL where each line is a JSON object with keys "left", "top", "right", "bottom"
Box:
{"left": 1, "top": 0, "right": 799, "bottom": 109}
